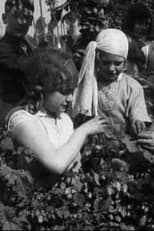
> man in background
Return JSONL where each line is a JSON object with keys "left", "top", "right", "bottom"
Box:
{"left": 0, "top": 0, "right": 34, "bottom": 126}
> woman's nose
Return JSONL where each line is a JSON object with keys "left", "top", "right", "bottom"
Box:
{"left": 66, "top": 94, "right": 73, "bottom": 102}
{"left": 109, "top": 63, "right": 115, "bottom": 72}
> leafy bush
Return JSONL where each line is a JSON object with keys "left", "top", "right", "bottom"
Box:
{"left": 0, "top": 123, "right": 154, "bottom": 231}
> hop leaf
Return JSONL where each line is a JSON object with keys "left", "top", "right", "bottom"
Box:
{"left": 111, "top": 158, "right": 129, "bottom": 172}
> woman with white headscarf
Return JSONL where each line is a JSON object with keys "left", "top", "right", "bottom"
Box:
{"left": 73, "top": 28, "right": 151, "bottom": 134}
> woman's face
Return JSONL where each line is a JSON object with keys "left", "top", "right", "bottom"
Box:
{"left": 96, "top": 50, "right": 126, "bottom": 83}
{"left": 43, "top": 89, "right": 74, "bottom": 117}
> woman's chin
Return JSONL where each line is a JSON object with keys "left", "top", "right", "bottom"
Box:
{"left": 104, "top": 76, "right": 118, "bottom": 83}
{"left": 60, "top": 105, "right": 69, "bottom": 113}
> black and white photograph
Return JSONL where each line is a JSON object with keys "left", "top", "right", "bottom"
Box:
{"left": 0, "top": 0, "right": 154, "bottom": 230}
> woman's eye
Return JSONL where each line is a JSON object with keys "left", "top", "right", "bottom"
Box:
{"left": 102, "top": 61, "right": 123, "bottom": 66}
{"left": 114, "top": 61, "right": 123, "bottom": 66}
{"left": 102, "top": 61, "right": 110, "bottom": 65}
{"left": 59, "top": 89, "right": 73, "bottom": 95}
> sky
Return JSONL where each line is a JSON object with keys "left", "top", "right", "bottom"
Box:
{"left": 0, "top": 0, "right": 66, "bottom": 36}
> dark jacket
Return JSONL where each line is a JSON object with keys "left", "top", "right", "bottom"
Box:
{"left": 0, "top": 32, "right": 33, "bottom": 125}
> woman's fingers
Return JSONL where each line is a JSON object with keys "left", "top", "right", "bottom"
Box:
{"left": 136, "top": 121, "right": 145, "bottom": 133}
{"left": 137, "top": 138, "right": 153, "bottom": 145}
{"left": 97, "top": 117, "right": 109, "bottom": 126}
{"left": 137, "top": 131, "right": 154, "bottom": 139}
{"left": 141, "top": 144, "right": 154, "bottom": 151}
{"left": 85, "top": 116, "right": 109, "bottom": 135}
{"left": 133, "top": 131, "right": 154, "bottom": 152}
{"left": 137, "top": 137, "right": 154, "bottom": 152}
{"left": 131, "top": 120, "right": 145, "bottom": 134}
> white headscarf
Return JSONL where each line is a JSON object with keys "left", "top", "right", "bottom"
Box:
{"left": 72, "top": 28, "right": 129, "bottom": 117}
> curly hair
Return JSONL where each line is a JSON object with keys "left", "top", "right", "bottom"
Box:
{"left": 21, "top": 48, "right": 78, "bottom": 96}
{"left": 122, "top": 3, "right": 152, "bottom": 36}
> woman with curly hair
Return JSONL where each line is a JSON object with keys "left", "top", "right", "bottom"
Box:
{"left": 6, "top": 48, "right": 108, "bottom": 179}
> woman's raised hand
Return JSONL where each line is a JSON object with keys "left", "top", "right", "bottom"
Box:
{"left": 80, "top": 116, "right": 109, "bottom": 136}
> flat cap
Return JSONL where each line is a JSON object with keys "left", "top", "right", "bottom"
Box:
{"left": 5, "top": 0, "right": 34, "bottom": 12}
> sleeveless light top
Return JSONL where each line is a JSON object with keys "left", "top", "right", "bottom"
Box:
{"left": 7, "top": 109, "right": 81, "bottom": 171}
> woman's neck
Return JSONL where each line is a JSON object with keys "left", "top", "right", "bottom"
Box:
{"left": 40, "top": 106, "right": 61, "bottom": 119}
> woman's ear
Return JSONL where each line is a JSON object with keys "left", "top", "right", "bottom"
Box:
{"left": 2, "top": 13, "right": 7, "bottom": 24}
{"left": 95, "top": 50, "right": 99, "bottom": 61}
{"left": 95, "top": 50, "right": 100, "bottom": 68}
{"left": 123, "top": 59, "right": 128, "bottom": 72}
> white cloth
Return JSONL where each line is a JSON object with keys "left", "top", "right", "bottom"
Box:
{"left": 73, "top": 42, "right": 98, "bottom": 116}
{"left": 96, "top": 28, "right": 128, "bottom": 58}
{"left": 72, "top": 29, "right": 129, "bottom": 117}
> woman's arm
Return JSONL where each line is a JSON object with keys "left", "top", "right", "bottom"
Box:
{"left": 12, "top": 115, "right": 107, "bottom": 174}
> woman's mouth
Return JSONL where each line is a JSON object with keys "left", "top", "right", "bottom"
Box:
{"left": 60, "top": 104, "right": 69, "bottom": 112}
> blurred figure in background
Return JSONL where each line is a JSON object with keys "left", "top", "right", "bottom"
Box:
{"left": 0, "top": 0, "right": 34, "bottom": 126}
{"left": 122, "top": 2, "right": 152, "bottom": 79}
